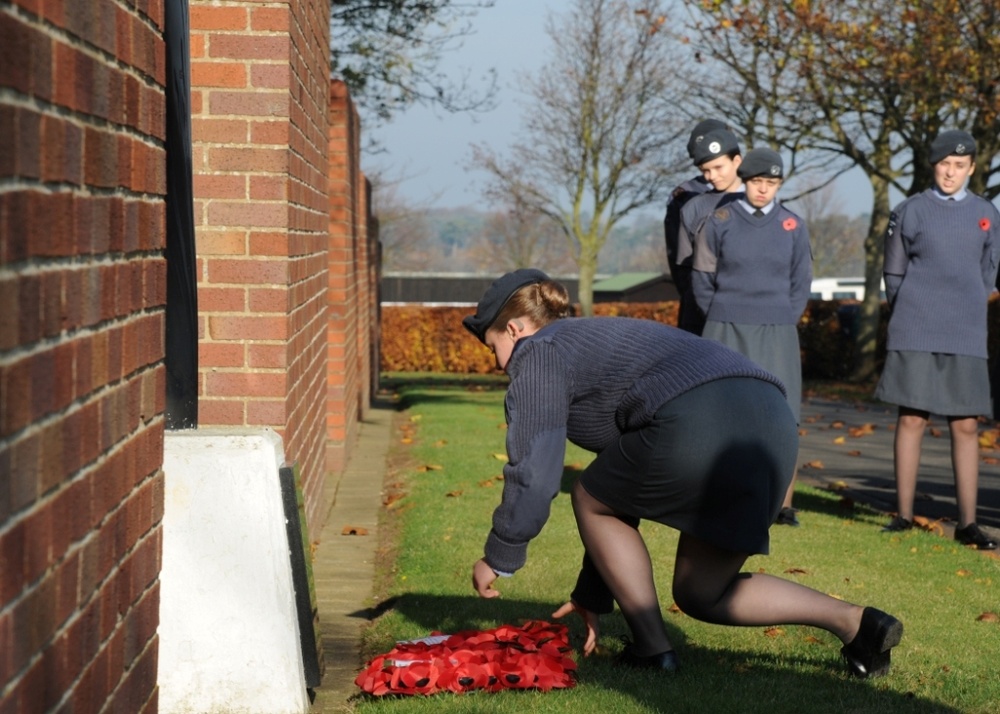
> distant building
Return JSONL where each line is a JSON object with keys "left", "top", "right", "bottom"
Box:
{"left": 593, "top": 272, "right": 679, "bottom": 303}
{"left": 381, "top": 272, "right": 583, "bottom": 305}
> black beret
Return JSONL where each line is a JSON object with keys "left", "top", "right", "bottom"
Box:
{"left": 462, "top": 269, "right": 550, "bottom": 343}
{"left": 737, "top": 148, "right": 783, "bottom": 179}
{"left": 930, "top": 130, "right": 976, "bottom": 164}
{"left": 686, "top": 119, "right": 729, "bottom": 159}
{"left": 691, "top": 129, "right": 740, "bottom": 166}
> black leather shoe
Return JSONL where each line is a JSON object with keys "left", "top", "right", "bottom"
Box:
{"left": 882, "top": 516, "right": 913, "bottom": 532}
{"left": 954, "top": 523, "right": 998, "bottom": 550}
{"left": 775, "top": 507, "right": 800, "bottom": 527}
{"left": 618, "top": 640, "right": 680, "bottom": 672}
{"left": 841, "top": 607, "right": 903, "bottom": 678}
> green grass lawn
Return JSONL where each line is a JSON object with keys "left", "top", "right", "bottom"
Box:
{"left": 351, "top": 374, "right": 999, "bottom": 713}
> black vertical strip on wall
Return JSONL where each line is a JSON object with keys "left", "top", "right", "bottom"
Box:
{"left": 164, "top": 0, "right": 199, "bottom": 429}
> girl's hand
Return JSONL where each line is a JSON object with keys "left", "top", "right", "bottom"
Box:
{"left": 552, "top": 600, "right": 600, "bottom": 656}
{"left": 472, "top": 558, "right": 501, "bottom": 599}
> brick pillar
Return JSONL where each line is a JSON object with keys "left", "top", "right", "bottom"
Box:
{"left": 189, "top": 0, "right": 331, "bottom": 524}
{"left": 326, "top": 80, "right": 362, "bottom": 481}
{"left": 0, "top": 2, "right": 167, "bottom": 712}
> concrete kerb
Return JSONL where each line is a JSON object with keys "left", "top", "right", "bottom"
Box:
{"left": 311, "top": 399, "right": 397, "bottom": 713}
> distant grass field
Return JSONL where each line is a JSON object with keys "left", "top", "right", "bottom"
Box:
{"left": 349, "top": 374, "right": 1000, "bottom": 714}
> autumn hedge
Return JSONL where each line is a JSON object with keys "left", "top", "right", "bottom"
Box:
{"left": 381, "top": 298, "right": 1000, "bottom": 381}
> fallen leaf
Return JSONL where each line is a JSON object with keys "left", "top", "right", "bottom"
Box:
{"left": 409, "top": 414, "right": 423, "bottom": 422}
{"left": 978, "top": 430, "right": 998, "bottom": 449}
{"left": 342, "top": 525, "right": 369, "bottom": 536}
{"left": 829, "top": 480, "right": 849, "bottom": 490}
{"left": 801, "top": 460, "right": 824, "bottom": 470}
{"left": 763, "top": 627, "right": 784, "bottom": 638}
{"left": 400, "top": 437, "right": 413, "bottom": 444}
{"left": 667, "top": 602, "right": 683, "bottom": 614}
{"left": 805, "top": 415, "right": 821, "bottom": 423}
{"left": 383, "top": 492, "right": 404, "bottom": 507}
{"left": 976, "top": 612, "right": 999, "bottom": 622}
{"left": 478, "top": 480, "right": 494, "bottom": 488}
{"left": 833, "top": 436, "right": 846, "bottom": 445}
{"left": 798, "top": 428, "right": 809, "bottom": 436}
{"left": 929, "top": 427, "right": 942, "bottom": 437}
{"left": 831, "top": 420, "right": 845, "bottom": 429}
{"left": 983, "top": 457, "right": 999, "bottom": 465}
{"left": 416, "top": 464, "right": 444, "bottom": 472}
{"left": 433, "top": 439, "right": 448, "bottom": 447}
{"left": 848, "top": 423, "right": 875, "bottom": 437}
{"left": 446, "top": 490, "right": 463, "bottom": 498}
{"left": 784, "top": 567, "right": 809, "bottom": 575}
{"left": 956, "top": 569, "right": 973, "bottom": 577}
{"left": 847, "top": 450, "right": 862, "bottom": 457}
{"left": 492, "top": 453, "right": 509, "bottom": 462}
{"left": 888, "top": 423, "right": 896, "bottom": 431}
{"left": 804, "top": 635, "right": 823, "bottom": 644}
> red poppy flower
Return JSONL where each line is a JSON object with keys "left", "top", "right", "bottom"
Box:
{"left": 357, "top": 621, "right": 577, "bottom": 696}
{"left": 783, "top": 217, "right": 797, "bottom": 231}
{"left": 981, "top": 218, "right": 991, "bottom": 231}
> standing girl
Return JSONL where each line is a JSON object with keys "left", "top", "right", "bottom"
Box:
{"left": 876, "top": 130, "right": 999, "bottom": 550}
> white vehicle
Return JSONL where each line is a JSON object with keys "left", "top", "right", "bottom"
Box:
{"left": 809, "top": 277, "right": 885, "bottom": 301}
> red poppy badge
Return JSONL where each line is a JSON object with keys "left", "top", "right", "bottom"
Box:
{"left": 980, "top": 218, "right": 991, "bottom": 231}
{"left": 783, "top": 217, "right": 797, "bottom": 231}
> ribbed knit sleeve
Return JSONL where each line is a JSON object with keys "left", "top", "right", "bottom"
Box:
{"left": 883, "top": 190, "right": 999, "bottom": 357}
{"left": 484, "top": 342, "right": 571, "bottom": 574}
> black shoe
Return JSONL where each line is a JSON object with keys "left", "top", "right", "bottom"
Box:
{"left": 841, "top": 607, "right": 903, "bottom": 679}
{"left": 618, "top": 639, "right": 680, "bottom": 672}
{"left": 775, "top": 507, "right": 800, "bottom": 527}
{"left": 882, "top": 516, "right": 913, "bottom": 532}
{"left": 954, "top": 523, "right": 998, "bottom": 550}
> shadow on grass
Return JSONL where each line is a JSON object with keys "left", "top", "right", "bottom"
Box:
{"left": 351, "top": 592, "right": 958, "bottom": 713}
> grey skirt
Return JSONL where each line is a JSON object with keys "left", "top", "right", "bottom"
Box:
{"left": 702, "top": 321, "right": 802, "bottom": 423}
{"left": 578, "top": 377, "right": 798, "bottom": 556}
{"left": 875, "top": 350, "right": 992, "bottom": 417}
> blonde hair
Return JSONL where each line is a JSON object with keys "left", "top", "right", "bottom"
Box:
{"left": 491, "top": 280, "right": 572, "bottom": 332}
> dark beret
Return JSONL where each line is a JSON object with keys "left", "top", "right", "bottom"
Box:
{"left": 691, "top": 129, "right": 740, "bottom": 167}
{"left": 462, "top": 268, "right": 550, "bottom": 343}
{"left": 686, "top": 119, "right": 729, "bottom": 159}
{"left": 930, "top": 130, "right": 976, "bottom": 164}
{"left": 737, "top": 148, "right": 783, "bottom": 179}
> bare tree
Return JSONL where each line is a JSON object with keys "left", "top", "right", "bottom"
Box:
{"left": 470, "top": 0, "right": 690, "bottom": 315}
{"left": 466, "top": 200, "right": 576, "bottom": 274}
{"left": 787, "top": 185, "right": 864, "bottom": 278}
{"left": 371, "top": 171, "right": 442, "bottom": 271}
{"left": 330, "top": 0, "right": 498, "bottom": 123}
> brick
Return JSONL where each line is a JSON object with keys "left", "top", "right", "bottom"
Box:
{"left": 249, "top": 175, "right": 286, "bottom": 200}
{"left": 193, "top": 174, "right": 246, "bottom": 199}
{"left": 197, "top": 399, "right": 244, "bottom": 425}
{"left": 191, "top": 117, "right": 248, "bottom": 143}
{"left": 247, "top": 343, "right": 286, "bottom": 369}
{"left": 208, "top": 315, "right": 287, "bottom": 341}
{"left": 247, "top": 399, "right": 286, "bottom": 425}
{"left": 248, "top": 287, "right": 286, "bottom": 312}
{"left": 207, "top": 201, "right": 288, "bottom": 228}
{"left": 191, "top": 61, "right": 247, "bottom": 88}
{"left": 208, "top": 146, "right": 287, "bottom": 172}
{"left": 190, "top": 6, "right": 248, "bottom": 31}
{"left": 249, "top": 231, "right": 289, "bottom": 255}
{"left": 198, "top": 341, "right": 244, "bottom": 368}
{"left": 208, "top": 90, "right": 289, "bottom": 118}
{"left": 250, "top": 120, "right": 289, "bottom": 145}
{"left": 250, "top": 64, "right": 290, "bottom": 89}
{"left": 250, "top": 7, "right": 290, "bottom": 32}
{"left": 208, "top": 34, "right": 289, "bottom": 61}
{"left": 204, "top": 371, "right": 286, "bottom": 398}
{"left": 206, "top": 257, "right": 288, "bottom": 284}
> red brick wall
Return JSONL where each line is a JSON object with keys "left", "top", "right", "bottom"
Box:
{"left": 191, "top": 0, "right": 375, "bottom": 539}
{"left": 0, "top": 1, "right": 167, "bottom": 712}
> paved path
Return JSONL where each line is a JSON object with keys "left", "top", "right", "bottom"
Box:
{"left": 307, "top": 391, "right": 1000, "bottom": 711}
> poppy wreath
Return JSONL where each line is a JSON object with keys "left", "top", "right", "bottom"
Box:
{"left": 355, "top": 620, "right": 578, "bottom": 696}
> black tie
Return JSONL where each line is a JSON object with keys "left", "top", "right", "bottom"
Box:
{"left": 753, "top": 209, "right": 764, "bottom": 217}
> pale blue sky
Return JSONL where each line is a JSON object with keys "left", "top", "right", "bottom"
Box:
{"left": 367, "top": 1, "right": 877, "bottom": 217}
